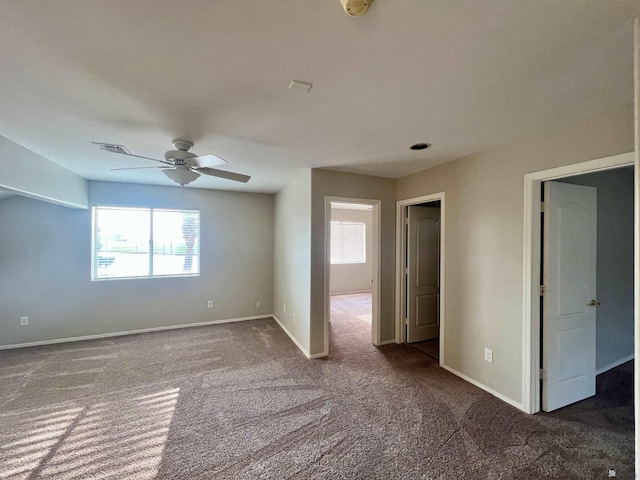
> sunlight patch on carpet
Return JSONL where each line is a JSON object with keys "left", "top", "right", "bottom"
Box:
{"left": 0, "top": 388, "right": 179, "bottom": 479}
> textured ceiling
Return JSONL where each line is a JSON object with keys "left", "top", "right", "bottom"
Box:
{"left": 0, "top": 1, "right": 637, "bottom": 193}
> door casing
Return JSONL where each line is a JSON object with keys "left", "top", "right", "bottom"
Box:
{"left": 324, "top": 196, "right": 382, "bottom": 353}
{"left": 522, "top": 151, "right": 634, "bottom": 415}
{"left": 395, "top": 192, "right": 446, "bottom": 367}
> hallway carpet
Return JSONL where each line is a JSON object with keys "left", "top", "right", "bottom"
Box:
{"left": 0, "top": 302, "right": 633, "bottom": 479}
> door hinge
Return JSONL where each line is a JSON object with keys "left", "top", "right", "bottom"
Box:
{"left": 539, "top": 285, "right": 546, "bottom": 296}
{"left": 539, "top": 368, "right": 546, "bottom": 381}
{"left": 404, "top": 317, "right": 409, "bottom": 325}
{"left": 540, "top": 201, "right": 545, "bottom": 213}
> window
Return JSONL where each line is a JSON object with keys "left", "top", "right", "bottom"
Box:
{"left": 92, "top": 206, "right": 199, "bottom": 280}
{"left": 330, "top": 221, "right": 366, "bottom": 264}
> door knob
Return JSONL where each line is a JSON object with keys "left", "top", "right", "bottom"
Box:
{"left": 586, "top": 299, "right": 601, "bottom": 307}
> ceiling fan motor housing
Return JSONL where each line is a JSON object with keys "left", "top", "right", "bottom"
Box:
{"left": 166, "top": 139, "right": 198, "bottom": 166}
{"left": 165, "top": 149, "right": 197, "bottom": 164}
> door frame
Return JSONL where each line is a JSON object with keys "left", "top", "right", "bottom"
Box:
{"left": 324, "top": 196, "right": 382, "bottom": 349}
{"left": 395, "top": 192, "right": 446, "bottom": 367}
{"left": 522, "top": 151, "right": 634, "bottom": 414}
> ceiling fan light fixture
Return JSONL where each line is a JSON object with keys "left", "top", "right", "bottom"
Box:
{"left": 163, "top": 167, "right": 200, "bottom": 187}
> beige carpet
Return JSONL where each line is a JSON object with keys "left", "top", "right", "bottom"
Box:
{"left": 0, "top": 302, "right": 633, "bottom": 479}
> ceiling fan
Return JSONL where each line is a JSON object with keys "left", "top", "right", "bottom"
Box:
{"left": 93, "top": 139, "right": 251, "bottom": 187}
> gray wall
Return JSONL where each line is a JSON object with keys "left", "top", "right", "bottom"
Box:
{"left": 559, "top": 168, "right": 634, "bottom": 372}
{"left": 0, "top": 181, "right": 274, "bottom": 347}
{"left": 273, "top": 171, "right": 312, "bottom": 354}
{"left": 330, "top": 208, "right": 373, "bottom": 295}
{"left": 396, "top": 106, "right": 633, "bottom": 405}
{"left": 311, "top": 170, "right": 397, "bottom": 355}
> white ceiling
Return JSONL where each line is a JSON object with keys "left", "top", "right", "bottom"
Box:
{"left": 0, "top": 1, "right": 637, "bottom": 193}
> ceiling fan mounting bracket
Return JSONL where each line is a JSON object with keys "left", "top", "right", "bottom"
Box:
{"left": 172, "top": 139, "right": 193, "bottom": 151}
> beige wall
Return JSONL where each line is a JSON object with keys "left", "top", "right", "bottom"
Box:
{"left": 311, "top": 170, "right": 397, "bottom": 355}
{"left": 273, "top": 171, "right": 312, "bottom": 354}
{"left": 0, "top": 181, "right": 274, "bottom": 347}
{"left": 396, "top": 105, "right": 634, "bottom": 404}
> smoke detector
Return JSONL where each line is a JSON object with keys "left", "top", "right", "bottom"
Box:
{"left": 340, "top": 0, "right": 372, "bottom": 17}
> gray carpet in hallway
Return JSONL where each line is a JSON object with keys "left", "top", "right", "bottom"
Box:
{"left": 0, "top": 300, "right": 633, "bottom": 479}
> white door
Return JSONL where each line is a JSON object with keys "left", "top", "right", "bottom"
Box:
{"left": 542, "top": 181, "right": 597, "bottom": 412}
{"left": 406, "top": 206, "right": 440, "bottom": 343}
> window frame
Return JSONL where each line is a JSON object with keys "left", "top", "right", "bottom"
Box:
{"left": 91, "top": 205, "right": 201, "bottom": 281}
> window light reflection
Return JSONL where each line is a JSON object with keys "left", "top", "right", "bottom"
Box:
{"left": 0, "top": 388, "right": 180, "bottom": 480}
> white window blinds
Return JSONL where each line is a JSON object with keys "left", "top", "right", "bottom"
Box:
{"left": 92, "top": 206, "right": 200, "bottom": 280}
{"left": 330, "top": 221, "right": 366, "bottom": 264}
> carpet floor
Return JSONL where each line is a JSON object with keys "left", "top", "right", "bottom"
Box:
{"left": 410, "top": 339, "right": 439, "bottom": 361}
{"left": 0, "top": 297, "right": 633, "bottom": 479}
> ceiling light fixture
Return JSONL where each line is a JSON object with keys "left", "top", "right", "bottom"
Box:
{"left": 289, "top": 80, "right": 313, "bottom": 93}
{"left": 163, "top": 165, "right": 201, "bottom": 187}
{"left": 340, "top": 0, "right": 372, "bottom": 16}
{"left": 410, "top": 143, "right": 431, "bottom": 151}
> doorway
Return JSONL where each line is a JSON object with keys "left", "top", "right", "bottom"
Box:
{"left": 541, "top": 169, "right": 634, "bottom": 412}
{"left": 395, "top": 193, "right": 445, "bottom": 366}
{"left": 329, "top": 202, "right": 374, "bottom": 344}
{"left": 522, "top": 152, "right": 635, "bottom": 414}
{"left": 324, "top": 197, "right": 382, "bottom": 352}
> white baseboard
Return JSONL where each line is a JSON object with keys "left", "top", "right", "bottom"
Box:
{"left": 0, "top": 315, "right": 272, "bottom": 351}
{"left": 378, "top": 339, "right": 396, "bottom": 346}
{"left": 596, "top": 354, "right": 634, "bottom": 376}
{"left": 442, "top": 364, "right": 524, "bottom": 412}
{"left": 308, "top": 351, "right": 328, "bottom": 359}
{"left": 271, "top": 314, "right": 315, "bottom": 359}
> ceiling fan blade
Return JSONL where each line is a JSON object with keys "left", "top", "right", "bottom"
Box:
{"left": 93, "top": 142, "right": 172, "bottom": 165}
{"left": 110, "top": 166, "right": 167, "bottom": 171}
{"left": 196, "top": 167, "right": 251, "bottom": 183}
{"left": 192, "top": 153, "right": 228, "bottom": 168}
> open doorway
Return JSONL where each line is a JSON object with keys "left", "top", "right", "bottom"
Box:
{"left": 395, "top": 193, "right": 445, "bottom": 366}
{"left": 522, "top": 151, "right": 635, "bottom": 417}
{"left": 325, "top": 197, "right": 381, "bottom": 353}
{"left": 405, "top": 201, "right": 441, "bottom": 360}
{"left": 329, "top": 202, "right": 374, "bottom": 344}
{"left": 541, "top": 169, "right": 634, "bottom": 414}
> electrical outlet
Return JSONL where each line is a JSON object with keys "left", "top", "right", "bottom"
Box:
{"left": 207, "top": 300, "right": 213, "bottom": 308}
{"left": 20, "top": 316, "right": 28, "bottom": 326}
{"left": 256, "top": 301, "right": 261, "bottom": 309}
{"left": 484, "top": 348, "right": 493, "bottom": 363}
{"left": 292, "top": 313, "right": 297, "bottom": 323}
